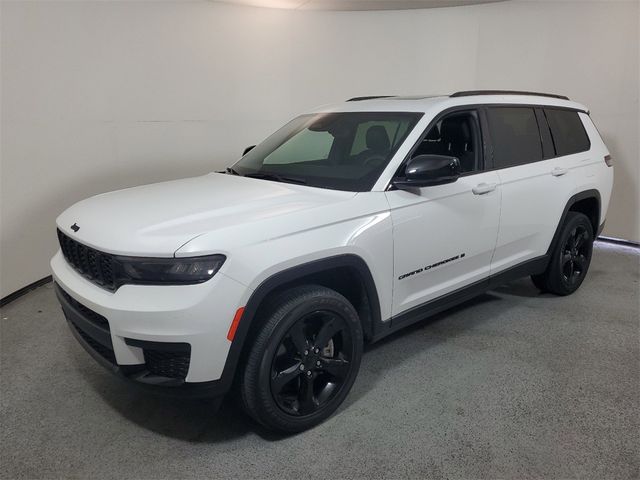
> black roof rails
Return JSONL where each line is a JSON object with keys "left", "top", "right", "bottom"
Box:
{"left": 347, "top": 95, "right": 395, "bottom": 101}
{"left": 451, "top": 90, "right": 569, "bottom": 101}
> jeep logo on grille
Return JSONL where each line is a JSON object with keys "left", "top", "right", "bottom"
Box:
{"left": 70, "top": 223, "right": 80, "bottom": 232}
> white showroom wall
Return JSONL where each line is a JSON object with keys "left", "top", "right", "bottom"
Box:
{"left": 1, "top": 0, "right": 638, "bottom": 297}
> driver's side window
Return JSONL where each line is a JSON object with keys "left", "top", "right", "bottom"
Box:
{"left": 412, "top": 111, "right": 482, "bottom": 174}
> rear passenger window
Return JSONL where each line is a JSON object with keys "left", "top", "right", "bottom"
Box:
{"left": 486, "top": 107, "right": 542, "bottom": 168}
{"left": 544, "top": 109, "right": 590, "bottom": 156}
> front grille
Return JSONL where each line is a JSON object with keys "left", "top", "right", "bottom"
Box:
{"left": 58, "top": 287, "right": 110, "bottom": 331}
{"left": 57, "top": 229, "right": 116, "bottom": 291}
{"left": 143, "top": 348, "right": 191, "bottom": 380}
{"left": 70, "top": 320, "right": 117, "bottom": 364}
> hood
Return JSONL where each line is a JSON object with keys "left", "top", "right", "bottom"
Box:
{"left": 56, "top": 173, "right": 355, "bottom": 256}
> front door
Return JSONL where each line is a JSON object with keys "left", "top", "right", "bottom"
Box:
{"left": 386, "top": 110, "right": 501, "bottom": 317}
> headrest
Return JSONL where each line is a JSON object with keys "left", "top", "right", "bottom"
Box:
{"left": 366, "top": 125, "right": 391, "bottom": 152}
{"left": 424, "top": 125, "right": 440, "bottom": 142}
{"left": 440, "top": 117, "right": 473, "bottom": 153}
{"left": 440, "top": 118, "right": 470, "bottom": 143}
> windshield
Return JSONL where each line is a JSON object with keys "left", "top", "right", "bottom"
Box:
{"left": 232, "top": 112, "right": 422, "bottom": 191}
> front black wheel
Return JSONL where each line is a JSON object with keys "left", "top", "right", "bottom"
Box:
{"left": 532, "top": 211, "right": 594, "bottom": 295}
{"left": 240, "top": 285, "right": 363, "bottom": 432}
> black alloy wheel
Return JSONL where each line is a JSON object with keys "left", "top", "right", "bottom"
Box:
{"left": 531, "top": 211, "right": 594, "bottom": 295}
{"left": 270, "top": 310, "right": 353, "bottom": 416}
{"left": 240, "top": 285, "right": 363, "bottom": 432}
{"left": 561, "top": 224, "right": 590, "bottom": 286}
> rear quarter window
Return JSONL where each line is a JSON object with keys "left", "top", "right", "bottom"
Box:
{"left": 544, "top": 108, "right": 591, "bottom": 156}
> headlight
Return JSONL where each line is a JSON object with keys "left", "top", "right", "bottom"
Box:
{"left": 115, "top": 254, "right": 226, "bottom": 286}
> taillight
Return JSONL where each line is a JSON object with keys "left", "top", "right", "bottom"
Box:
{"left": 604, "top": 154, "right": 613, "bottom": 167}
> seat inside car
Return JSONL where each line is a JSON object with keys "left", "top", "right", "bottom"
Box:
{"left": 439, "top": 116, "right": 476, "bottom": 172}
{"left": 357, "top": 125, "right": 391, "bottom": 165}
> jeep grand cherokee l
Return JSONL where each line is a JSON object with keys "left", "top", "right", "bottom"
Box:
{"left": 51, "top": 90, "right": 613, "bottom": 432}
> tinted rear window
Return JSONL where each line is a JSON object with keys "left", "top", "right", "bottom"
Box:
{"left": 544, "top": 108, "right": 590, "bottom": 156}
{"left": 486, "top": 107, "right": 542, "bottom": 168}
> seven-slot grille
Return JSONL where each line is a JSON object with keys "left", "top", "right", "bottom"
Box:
{"left": 57, "top": 229, "right": 116, "bottom": 291}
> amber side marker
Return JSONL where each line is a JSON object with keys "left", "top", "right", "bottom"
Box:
{"left": 227, "top": 307, "right": 245, "bottom": 341}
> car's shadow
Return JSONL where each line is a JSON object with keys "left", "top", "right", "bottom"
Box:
{"left": 493, "top": 278, "right": 551, "bottom": 298}
{"left": 76, "top": 278, "right": 544, "bottom": 442}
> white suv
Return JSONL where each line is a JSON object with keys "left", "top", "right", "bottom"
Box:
{"left": 51, "top": 91, "right": 613, "bottom": 432}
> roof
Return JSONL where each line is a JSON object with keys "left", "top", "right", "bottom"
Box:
{"left": 313, "top": 92, "right": 588, "bottom": 114}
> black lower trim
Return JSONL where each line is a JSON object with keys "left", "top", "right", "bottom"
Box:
{"left": 372, "top": 255, "right": 549, "bottom": 341}
{"left": 1, "top": 275, "right": 53, "bottom": 308}
{"left": 125, "top": 338, "right": 190, "bottom": 352}
{"left": 126, "top": 338, "right": 191, "bottom": 382}
{"left": 596, "top": 221, "right": 606, "bottom": 238}
{"left": 56, "top": 286, "right": 113, "bottom": 350}
{"left": 488, "top": 255, "right": 548, "bottom": 289}
{"left": 377, "top": 278, "right": 489, "bottom": 339}
{"left": 66, "top": 314, "right": 119, "bottom": 373}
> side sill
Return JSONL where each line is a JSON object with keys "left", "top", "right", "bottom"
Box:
{"left": 372, "top": 255, "right": 548, "bottom": 342}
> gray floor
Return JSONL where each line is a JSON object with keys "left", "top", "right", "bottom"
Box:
{"left": 1, "top": 242, "right": 639, "bottom": 480}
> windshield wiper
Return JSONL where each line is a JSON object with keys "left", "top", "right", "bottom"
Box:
{"left": 243, "top": 172, "right": 307, "bottom": 185}
{"left": 225, "top": 167, "right": 241, "bottom": 176}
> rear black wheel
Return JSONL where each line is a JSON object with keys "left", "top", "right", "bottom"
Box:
{"left": 240, "top": 285, "right": 363, "bottom": 432}
{"left": 531, "top": 212, "right": 594, "bottom": 295}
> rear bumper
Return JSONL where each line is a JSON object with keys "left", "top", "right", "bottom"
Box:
{"left": 51, "top": 250, "right": 250, "bottom": 397}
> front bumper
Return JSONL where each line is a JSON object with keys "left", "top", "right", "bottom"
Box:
{"left": 51, "top": 251, "right": 249, "bottom": 396}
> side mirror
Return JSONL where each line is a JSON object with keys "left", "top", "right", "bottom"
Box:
{"left": 242, "top": 145, "right": 256, "bottom": 156}
{"left": 393, "top": 154, "right": 461, "bottom": 188}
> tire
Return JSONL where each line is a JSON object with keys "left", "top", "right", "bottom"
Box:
{"left": 239, "top": 284, "right": 363, "bottom": 433}
{"left": 531, "top": 211, "right": 594, "bottom": 295}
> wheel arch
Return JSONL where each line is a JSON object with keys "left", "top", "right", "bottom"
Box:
{"left": 217, "top": 254, "right": 382, "bottom": 392}
{"left": 547, "top": 189, "right": 601, "bottom": 258}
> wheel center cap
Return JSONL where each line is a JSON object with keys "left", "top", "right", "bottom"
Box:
{"left": 305, "top": 350, "right": 321, "bottom": 370}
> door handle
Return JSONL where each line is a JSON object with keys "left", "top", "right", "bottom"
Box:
{"left": 552, "top": 167, "right": 568, "bottom": 177}
{"left": 472, "top": 182, "right": 497, "bottom": 195}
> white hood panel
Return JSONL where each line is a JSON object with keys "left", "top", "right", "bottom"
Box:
{"left": 56, "top": 173, "right": 355, "bottom": 256}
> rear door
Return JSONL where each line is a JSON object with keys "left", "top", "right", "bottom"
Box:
{"left": 544, "top": 108, "right": 595, "bottom": 194}
{"left": 486, "top": 106, "right": 577, "bottom": 274}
